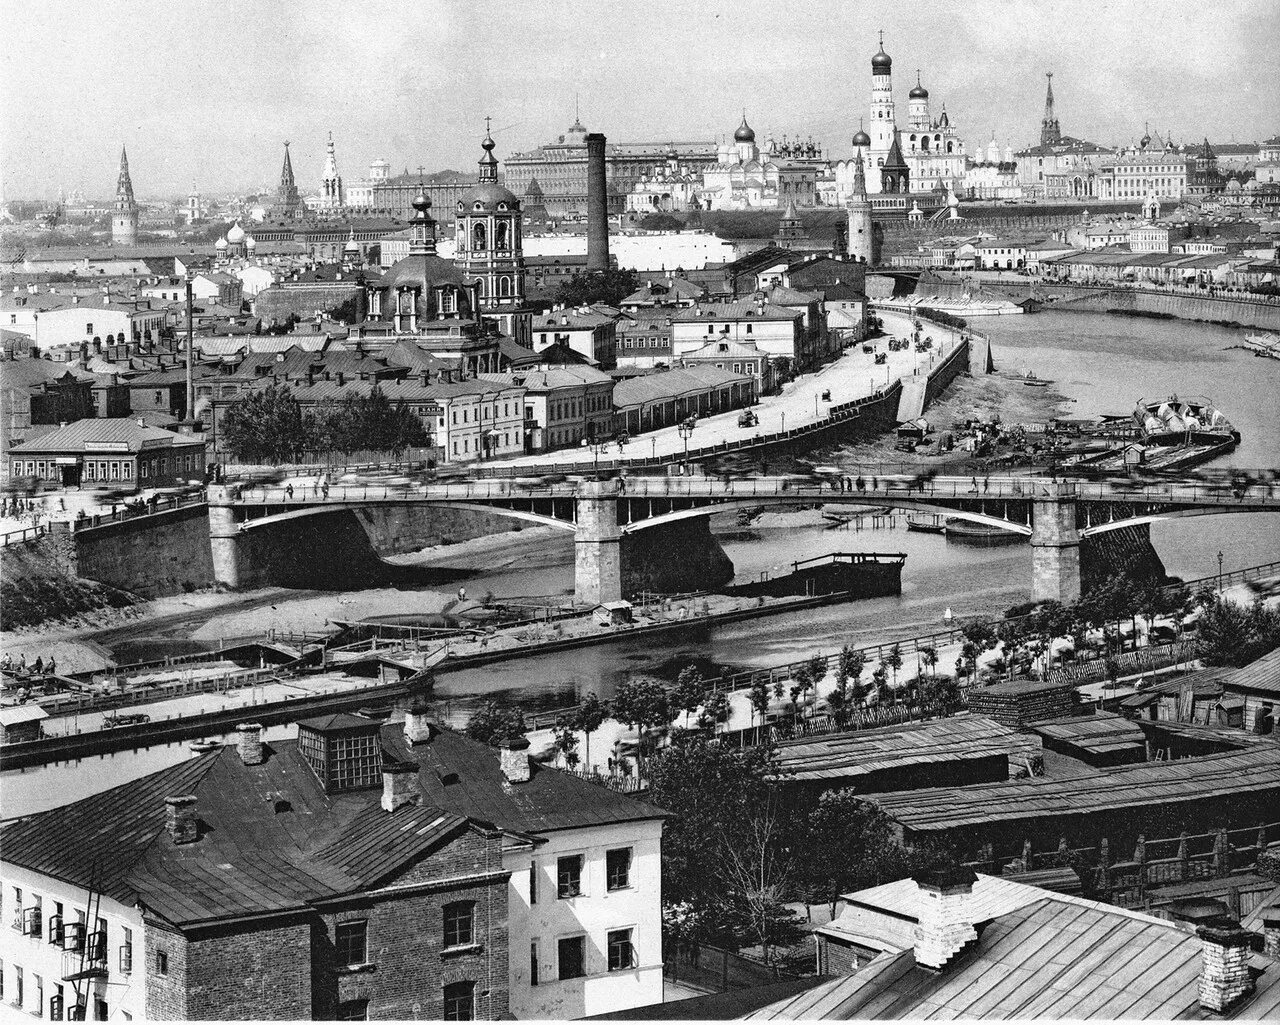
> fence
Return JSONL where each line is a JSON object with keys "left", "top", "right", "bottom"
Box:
{"left": 38, "top": 666, "right": 285, "bottom": 722}
{"left": 0, "top": 523, "right": 56, "bottom": 549}
{"left": 1045, "top": 641, "right": 1199, "bottom": 686}
{"left": 963, "top": 820, "right": 1280, "bottom": 912}
{"left": 663, "top": 940, "right": 797, "bottom": 994}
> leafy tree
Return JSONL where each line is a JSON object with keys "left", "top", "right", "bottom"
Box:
{"left": 841, "top": 646, "right": 867, "bottom": 706}
{"left": 638, "top": 213, "right": 684, "bottom": 232}
{"left": 797, "top": 790, "right": 952, "bottom": 918}
{"left": 572, "top": 691, "right": 608, "bottom": 772}
{"left": 871, "top": 665, "right": 889, "bottom": 703}
{"left": 749, "top": 677, "right": 770, "bottom": 731}
{"left": 553, "top": 723, "right": 580, "bottom": 769}
{"left": 920, "top": 645, "right": 939, "bottom": 684}
{"left": 1195, "top": 593, "right": 1280, "bottom": 667}
{"left": 464, "top": 700, "right": 527, "bottom": 746}
{"left": 696, "top": 690, "right": 729, "bottom": 733}
{"left": 611, "top": 678, "right": 671, "bottom": 777}
{"left": 674, "top": 665, "right": 707, "bottom": 728}
{"left": 885, "top": 645, "right": 903, "bottom": 688}
{"left": 220, "top": 384, "right": 309, "bottom": 462}
{"left": 555, "top": 267, "right": 640, "bottom": 309}
{"left": 720, "top": 806, "right": 804, "bottom": 964}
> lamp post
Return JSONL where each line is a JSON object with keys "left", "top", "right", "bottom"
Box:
{"left": 1217, "top": 550, "right": 1224, "bottom": 597}
{"left": 677, "top": 417, "right": 696, "bottom": 475}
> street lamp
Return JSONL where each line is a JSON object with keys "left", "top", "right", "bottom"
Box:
{"left": 677, "top": 417, "right": 696, "bottom": 475}
{"left": 1217, "top": 550, "right": 1224, "bottom": 596}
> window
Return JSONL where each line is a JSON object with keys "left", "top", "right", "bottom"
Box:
{"left": 94, "top": 997, "right": 108, "bottom": 1021}
{"left": 607, "top": 848, "right": 632, "bottom": 891}
{"left": 530, "top": 941, "right": 539, "bottom": 986}
{"left": 335, "top": 920, "right": 367, "bottom": 967}
{"left": 558, "top": 936, "right": 586, "bottom": 980}
{"left": 608, "top": 929, "right": 636, "bottom": 971}
{"left": 443, "top": 981, "right": 475, "bottom": 1021}
{"left": 337, "top": 1000, "right": 369, "bottom": 1021}
{"left": 34, "top": 975, "right": 43, "bottom": 1018}
{"left": 155, "top": 949, "right": 168, "bottom": 975}
{"left": 443, "top": 901, "right": 475, "bottom": 949}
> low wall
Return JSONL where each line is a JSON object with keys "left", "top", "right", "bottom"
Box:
{"left": 73, "top": 504, "right": 214, "bottom": 598}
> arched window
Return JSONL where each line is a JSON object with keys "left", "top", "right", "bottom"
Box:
{"left": 496, "top": 221, "right": 509, "bottom": 251}
{"left": 946, "top": 142, "right": 953, "bottom": 154}
{"left": 473, "top": 222, "right": 487, "bottom": 251}
{"left": 499, "top": 277, "right": 511, "bottom": 297}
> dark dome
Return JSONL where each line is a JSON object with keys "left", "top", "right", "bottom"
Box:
{"left": 458, "top": 181, "right": 520, "bottom": 212}
{"left": 734, "top": 116, "right": 756, "bottom": 143}
{"left": 909, "top": 83, "right": 928, "bottom": 99}
{"left": 872, "top": 47, "right": 892, "bottom": 73}
{"left": 383, "top": 254, "right": 466, "bottom": 292}
{"left": 852, "top": 129, "right": 871, "bottom": 148}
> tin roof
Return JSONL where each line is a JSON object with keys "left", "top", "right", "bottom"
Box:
{"left": 7, "top": 417, "right": 205, "bottom": 455}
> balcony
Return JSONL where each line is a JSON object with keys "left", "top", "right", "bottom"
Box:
{"left": 61, "top": 931, "right": 107, "bottom": 982}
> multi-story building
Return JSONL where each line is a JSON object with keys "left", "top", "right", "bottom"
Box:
{"left": 6, "top": 417, "right": 207, "bottom": 488}
{"left": 480, "top": 365, "right": 615, "bottom": 453}
{"left": 615, "top": 312, "right": 675, "bottom": 369}
{"left": 30, "top": 295, "right": 169, "bottom": 351}
{"left": 503, "top": 116, "right": 717, "bottom": 217}
{"left": 1096, "top": 149, "right": 1190, "bottom": 202}
{"left": 1013, "top": 74, "right": 1113, "bottom": 198}
{"left": 0, "top": 714, "right": 666, "bottom": 1021}
{"left": 0, "top": 358, "right": 95, "bottom": 457}
{"left": 671, "top": 300, "right": 806, "bottom": 369}
{"left": 530, "top": 309, "right": 618, "bottom": 368}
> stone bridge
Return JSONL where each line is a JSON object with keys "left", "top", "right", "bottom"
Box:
{"left": 207, "top": 475, "right": 1280, "bottom": 605}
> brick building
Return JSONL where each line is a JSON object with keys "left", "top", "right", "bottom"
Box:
{"left": 0, "top": 713, "right": 666, "bottom": 1020}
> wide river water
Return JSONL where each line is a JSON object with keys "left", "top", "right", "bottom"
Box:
{"left": 4, "top": 311, "right": 1277, "bottom": 815}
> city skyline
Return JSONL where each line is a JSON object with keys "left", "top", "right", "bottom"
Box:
{"left": 2, "top": 0, "right": 1279, "bottom": 200}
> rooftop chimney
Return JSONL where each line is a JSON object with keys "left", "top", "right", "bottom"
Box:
{"left": 499, "top": 735, "right": 532, "bottom": 785}
{"left": 1197, "top": 917, "right": 1255, "bottom": 1012}
{"left": 913, "top": 866, "right": 978, "bottom": 970}
{"left": 236, "top": 722, "right": 264, "bottom": 765}
{"left": 1262, "top": 906, "right": 1280, "bottom": 959}
{"left": 403, "top": 698, "right": 433, "bottom": 745}
{"left": 164, "top": 795, "right": 199, "bottom": 845}
{"left": 585, "top": 133, "right": 610, "bottom": 273}
{"left": 380, "top": 762, "right": 420, "bottom": 813}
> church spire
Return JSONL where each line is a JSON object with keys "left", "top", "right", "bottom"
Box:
{"left": 1040, "top": 72, "right": 1062, "bottom": 148}
{"left": 478, "top": 117, "right": 499, "bottom": 183}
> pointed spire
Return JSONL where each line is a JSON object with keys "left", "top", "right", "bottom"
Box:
{"left": 409, "top": 175, "right": 437, "bottom": 257}
{"left": 1040, "top": 71, "right": 1062, "bottom": 148}
{"left": 116, "top": 145, "right": 135, "bottom": 204}
{"left": 852, "top": 153, "right": 867, "bottom": 198}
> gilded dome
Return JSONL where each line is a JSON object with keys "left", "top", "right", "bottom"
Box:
{"left": 871, "top": 45, "right": 892, "bottom": 73}
{"left": 734, "top": 116, "right": 756, "bottom": 143}
{"left": 852, "top": 129, "right": 872, "bottom": 148}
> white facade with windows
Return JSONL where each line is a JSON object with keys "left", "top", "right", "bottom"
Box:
{"left": 1, "top": 863, "right": 145, "bottom": 1022}
{"left": 504, "top": 818, "right": 664, "bottom": 1020}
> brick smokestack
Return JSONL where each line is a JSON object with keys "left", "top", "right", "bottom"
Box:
{"left": 913, "top": 866, "right": 978, "bottom": 970}
{"left": 586, "top": 133, "right": 609, "bottom": 273}
{"left": 1197, "top": 917, "right": 1255, "bottom": 1013}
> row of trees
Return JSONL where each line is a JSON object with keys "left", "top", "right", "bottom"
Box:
{"left": 220, "top": 384, "right": 431, "bottom": 462}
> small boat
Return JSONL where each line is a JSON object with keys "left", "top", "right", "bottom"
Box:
{"left": 1134, "top": 395, "right": 1239, "bottom": 446}
{"left": 945, "top": 518, "right": 1025, "bottom": 545}
{"left": 189, "top": 739, "right": 222, "bottom": 753}
{"left": 905, "top": 518, "right": 946, "bottom": 535}
{"left": 1023, "top": 370, "right": 1051, "bottom": 388}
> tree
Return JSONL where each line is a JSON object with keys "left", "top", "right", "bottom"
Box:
{"left": 553, "top": 723, "right": 580, "bottom": 769}
{"left": 555, "top": 267, "right": 640, "bottom": 309}
{"left": 220, "top": 384, "right": 309, "bottom": 463}
{"left": 674, "top": 665, "right": 707, "bottom": 729}
{"left": 572, "top": 692, "right": 608, "bottom": 772}
{"left": 1195, "top": 593, "right": 1280, "bottom": 667}
{"left": 696, "top": 690, "right": 729, "bottom": 734}
{"left": 920, "top": 645, "right": 939, "bottom": 684}
{"left": 464, "top": 701, "right": 527, "bottom": 746}
{"left": 841, "top": 646, "right": 867, "bottom": 706}
{"left": 719, "top": 806, "right": 803, "bottom": 965}
{"left": 871, "top": 665, "right": 889, "bottom": 704}
{"left": 749, "top": 677, "right": 770, "bottom": 733}
{"left": 796, "top": 789, "right": 952, "bottom": 918}
{"left": 611, "top": 678, "right": 671, "bottom": 777}
{"left": 885, "top": 645, "right": 903, "bottom": 689}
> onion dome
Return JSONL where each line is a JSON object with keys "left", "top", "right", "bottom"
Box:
{"left": 871, "top": 41, "right": 892, "bottom": 74}
{"left": 245, "top": 235, "right": 256, "bottom": 250}
{"left": 214, "top": 236, "right": 228, "bottom": 250}
{"left": 909, "top": 73, "right": 928, "bottom": 100}
{"left": 734, "top": 115, "right": 756, "bottom": 143}
{"left": 344, "top": 229, "right": 359, "bottom": 253}
{"left": 852, "top": 121, "right": 871, "bottom": 148}
{"left": 227, "top": 221, "right": 245, "bottom": 244}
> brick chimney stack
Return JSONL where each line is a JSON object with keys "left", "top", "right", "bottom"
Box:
{"left": 164, "top": 795, "right": 199, "bottom": 844}
{"left": 913, "top": 866, "right": 978, "bottom": 970}
{"left": 1262, "top": 906, "right": 1280, "bottom": 959}
{"left": 403, "top": 698, "right": 433, "bottom": 745}
{"left": 500, "top": 735, "right": 532, "bottom": 785}
{"left": 236, "top": 722, "right": 264, "bottom": 765}
{"left": 1197, "top": 917, "right": 1255, "bottom": 1013}
{"left": 380, "top": 762, "right": 420, "bottom": 813}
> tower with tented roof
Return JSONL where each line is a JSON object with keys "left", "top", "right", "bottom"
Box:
{"left": 112, "top": 145, "right": 138, "bottom": 245}
{"left": 276, "top": 141, "right": 301, "bottom": 219}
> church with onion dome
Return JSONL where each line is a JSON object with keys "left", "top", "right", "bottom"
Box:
{"left": 825, "top": 34, "right": 966, "bottom": 203}
{"left": 699, "top": 115, "right": 824, "bottom": 210}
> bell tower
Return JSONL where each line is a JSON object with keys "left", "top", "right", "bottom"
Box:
{"left": 846, "top": 155, "right": 873, "bottom": 265}
{"left": 112, "top": 145, "right": 138, "bottom": 246}
{"left": 454, "top": 121, "right": 525, "bottom": 313}
{"left": 867, "top": 31, "right": 896, "bottom": 195}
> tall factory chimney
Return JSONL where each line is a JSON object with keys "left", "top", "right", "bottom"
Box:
{"left": 585, "top": 132, "right": 610, "bottom": 273}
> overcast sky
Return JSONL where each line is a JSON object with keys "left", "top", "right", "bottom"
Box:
{"left": 3, "top": 0, "right": 1277, "bottom": 200}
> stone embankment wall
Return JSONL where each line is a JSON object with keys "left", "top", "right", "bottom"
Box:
{"left": 72, "top": 504, "right": 214, "bottom": 598}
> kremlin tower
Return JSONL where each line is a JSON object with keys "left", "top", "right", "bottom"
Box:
{"left": 112, "top": 145, "right": 138, "bottom": 246}
{"left": 276, "top": 141, "right": 301, "bottom": 219}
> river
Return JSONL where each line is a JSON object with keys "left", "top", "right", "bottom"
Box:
{"left": 4, "top": 311, "right": 1277, "bottom": 816}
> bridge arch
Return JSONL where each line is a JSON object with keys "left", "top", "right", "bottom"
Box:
{"left": 1079, "top": 505, "right": 1274, "bottom": 538}
{"left": 234, "top": 501, "right": 576, "bottom": 535}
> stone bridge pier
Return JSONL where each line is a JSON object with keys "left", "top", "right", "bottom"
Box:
{"left": 1030, "top": 481, "right": 1081, "bottom": 604}
{"left": 207, "top": 484, "right": 245, "bottom": 589}
{"left": 574, "top": 479, "right": 623, "bottom": 606}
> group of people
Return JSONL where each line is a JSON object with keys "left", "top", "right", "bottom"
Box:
{"left": 1, "top": 651, "right": 57, "bottom": 678}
